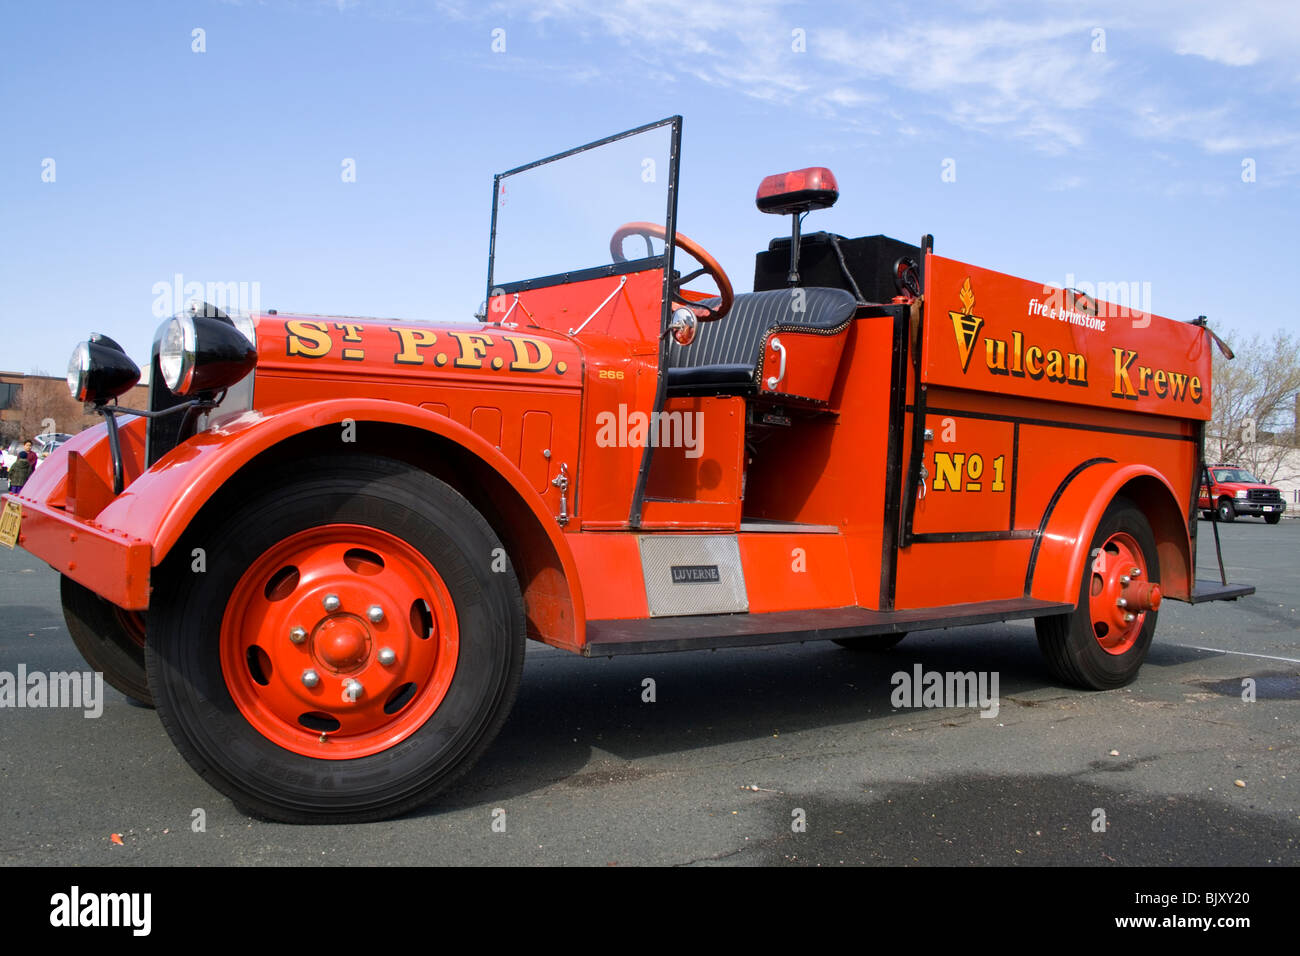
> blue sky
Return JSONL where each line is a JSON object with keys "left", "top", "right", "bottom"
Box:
{"left": 1, "top": 0, "right": 1297, "bottom": 374}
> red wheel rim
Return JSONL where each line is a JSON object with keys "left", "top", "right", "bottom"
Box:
{"left": 219, "top": 524, "right": 459, "bottom": 758}
{"left": 1087, "top": 531, "right": 1157, "bottom": 655}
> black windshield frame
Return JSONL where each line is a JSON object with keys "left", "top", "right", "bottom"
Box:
{"left": 485, "top": 115, "right": 682, "bottom": 339}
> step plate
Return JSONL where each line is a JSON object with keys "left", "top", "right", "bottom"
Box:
{"left": 1186, "top": 580, "right": 1256, "bottom": 604}
{"left": 639, "top": 534, "right": 747, "bottom": 617}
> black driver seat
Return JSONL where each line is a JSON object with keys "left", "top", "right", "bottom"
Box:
{"left": 665, "top": 286, "right": 858, "bottom": 393}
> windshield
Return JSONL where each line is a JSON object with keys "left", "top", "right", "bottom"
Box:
{"left": 1213, "top": 468, "right": 1263, "bottom": 484}
{"left": 487, "top": 118, "right": 680, "bottom": 297}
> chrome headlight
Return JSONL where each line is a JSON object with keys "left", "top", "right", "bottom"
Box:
{"left": 158, "top": 315, "right": 196, "bottom": 393}
{"left": 67, "top": 334, "right": 141, "bottom": 404}
{"left": 66, "top": 341, "right": 90, "bottom": 400}
{"left": 159, "top": 311, "right": 257, "bottom": 396}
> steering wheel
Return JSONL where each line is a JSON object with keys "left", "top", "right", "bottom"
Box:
{"left": 609, "top": 222, "right": 734, "bottom": 322}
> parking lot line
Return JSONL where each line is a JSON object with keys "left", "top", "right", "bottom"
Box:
{"left": 1172, "top": 643, "right": 1300, "bottom": 664}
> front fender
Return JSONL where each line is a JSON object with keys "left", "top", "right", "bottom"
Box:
{"left": 91, "top": 399, "right": 585, "bottom": 624}
{"left": 1027, "top": 462, "right": 1192, "bottom": 604}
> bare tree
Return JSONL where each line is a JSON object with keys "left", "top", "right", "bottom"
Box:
{"left": 18, "top": 370, "right": 84, "bottom": 440}
{"left": 1207, "top": 325, "right": 1300, "bottom": 483}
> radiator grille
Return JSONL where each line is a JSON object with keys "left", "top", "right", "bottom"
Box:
{"left": 1247, "top": 489, "right": 1282, "bottom": 502}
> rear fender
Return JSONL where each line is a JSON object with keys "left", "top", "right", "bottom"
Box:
{"left": 1027, "top": 463, "right": 1192, "bottom": 604}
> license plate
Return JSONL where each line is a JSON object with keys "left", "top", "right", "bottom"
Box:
{"left": 1263, "top": 506, "right": 1273, "bottom": 512}
{"left": 0, "top": 499, "right": 21, "bottom": 550}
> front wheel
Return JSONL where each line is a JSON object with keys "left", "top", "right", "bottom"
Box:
{"left": 146, "top": 455, "right": 526, "bottom": 824}
{"left": 1217, "top": 499, "right": 1236, "bottom": 522}
{"left": 1265, "top": 513, "right": 1282, "bottom": 525}
{"left": 1035, "top": 497, "right": 1162, "bottom": 690}
{"left": 61, "top": 576, "right": 152, "bottom": 706}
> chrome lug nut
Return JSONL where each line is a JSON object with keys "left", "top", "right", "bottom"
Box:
{"left": 289, "top": 626, "right": 308, "bottom": 644}
{"left": 1120, "top": 575, "right": 1130, "bottom": 585}
{"left": 1124, "top": 612, "right": 1136, "bottom": 623}
{"left": 343, "top": 679, "right": 363, "bottom": 701}
{"left": 377, "top": 647, "right": 396, "bottom": 666}
{"left": 301, "top": 669, "right": 320, "bottom": 688}
{"left": 322, "top": 593, "right": 341, "bottom": 612}
{"left": 367, "top": 604, "right": 385, "bottom": 624}
{"left": 1117, "top": 597, "right": 1128, "bottom": 608}
{"left": 1130, "top": 567, "right": 1141, "bottom": 577}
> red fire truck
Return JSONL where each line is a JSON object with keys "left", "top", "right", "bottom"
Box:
{"left": 0, "top": 117, "right": 1253, "bottom": 822}
{"left": 1198, "top": 464, "right": 1286, "bottom": 523}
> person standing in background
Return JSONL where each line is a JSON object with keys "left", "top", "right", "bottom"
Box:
{"left": 7, "top": 449, "right": 33, "bottom": 493}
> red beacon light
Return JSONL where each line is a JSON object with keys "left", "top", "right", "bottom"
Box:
{"left": 755, "top": 166, "right": 839, "bottom": 215}
{"left": 755, "top": 167, "right": 840, "bottom": 285}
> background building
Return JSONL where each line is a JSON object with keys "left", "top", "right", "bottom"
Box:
{"left": 0, "top": 371, "right": 148, "bottom": 444}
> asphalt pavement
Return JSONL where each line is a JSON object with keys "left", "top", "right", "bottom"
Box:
{"left": 1, "top": 517, "right": 1296, "bottom": 866}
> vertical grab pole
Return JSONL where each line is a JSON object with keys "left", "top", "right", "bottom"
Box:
{"left": 1201, "top": 460, "right": 1229, "bottom": 586}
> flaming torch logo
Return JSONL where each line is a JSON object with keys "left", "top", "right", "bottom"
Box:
{"left": 949, "top": 277, "right": 984, "bottom": 374}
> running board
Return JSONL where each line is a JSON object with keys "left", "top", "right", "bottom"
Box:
{"left": 1183, "top": 581, "right": 1256, "bottom": 604}
{"left": 582, "top": 598, "right": 1072, "bottom": 657}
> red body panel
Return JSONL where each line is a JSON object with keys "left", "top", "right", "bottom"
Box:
{"left": 4, "top": 240, "right": 1218, "bottom": 647}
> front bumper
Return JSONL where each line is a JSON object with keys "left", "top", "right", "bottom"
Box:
{"left": 3, "top": 492, "right": 152, "bottom": 609}
{"left": 1233, "top": 500, "right": 1286, "bottom": 517}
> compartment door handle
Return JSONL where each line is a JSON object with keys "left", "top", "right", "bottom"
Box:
{"left": 765, "top": 337, "right": 787, "bottom": 391}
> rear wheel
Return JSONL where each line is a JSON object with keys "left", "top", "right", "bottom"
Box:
{"left": 1265, "top": 513, "right": 1282, "bottom": 525}
{"left": 61, "top": 575, "right": 152, "bottom": 706}
{"left": 1035, "top": 497, "right": 1162, "bottom": 690}
{"left": 146, "top": 455, "right": 526, "bottom": 824}
{"left": 833, "top": 632, "right": 907, "bottom": 651}
{"left": 1217, "top": 498, "right": 1236, "bottom": 522}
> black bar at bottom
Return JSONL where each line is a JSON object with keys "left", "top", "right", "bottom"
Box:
{"left": 584, "top": 597, "right": 1072, "bottom": 657}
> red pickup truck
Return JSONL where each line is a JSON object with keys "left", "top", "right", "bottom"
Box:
{"left": 1199, "top": 465, "right": 1286, "bottom": 523}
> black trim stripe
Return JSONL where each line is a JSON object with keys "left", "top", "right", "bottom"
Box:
{"left": 900, "top": 304, "right": 927, "bottom": 546}
{"left": 1021, "top": 457, "right": 1114, "bottom": 597}
{"left": 908, "top": 404, "right": 1197, "bottom": 444}
{"left": 878, "top": 305, "right": 909, "bottom": 609}
{"left": 1008, "top": 421, "right": 1020, "bottom": 530}
{"left": 911, "top": 529, "right": 1036, "bottom": 544}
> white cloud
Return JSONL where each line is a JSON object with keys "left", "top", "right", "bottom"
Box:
{"left": 451, "top": 0, "right": 1300, "bottom": 171}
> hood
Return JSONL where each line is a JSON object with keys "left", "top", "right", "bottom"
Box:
{"left": 251, "top": 312, "right": 583, "bottom": 386}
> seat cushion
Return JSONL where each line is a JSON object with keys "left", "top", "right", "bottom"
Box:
{"left": 666, "top": 287, "right": 857, "bottom": 393}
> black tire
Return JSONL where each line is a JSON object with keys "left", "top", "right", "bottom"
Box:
{"left": 1217, "top": 498, "right": 1236, "bottom": 522}
{"left": 1035, "top": 496, "right": 1160, "bottom": 690}
{"left": 833, "top": 632, "right": 907, "bottom": 650}
{"left": 145, "top": 455, "right": 526, "bottom": 824}
{"left": 60, "top": 575, "right": 152, "bottom": 706}
{"left": 1265, "top": 512, "right": 1282, "bottom": 525}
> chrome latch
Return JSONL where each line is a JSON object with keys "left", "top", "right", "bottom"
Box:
{"left": 551, "top": 462, "right": 570, "bottom": 527}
